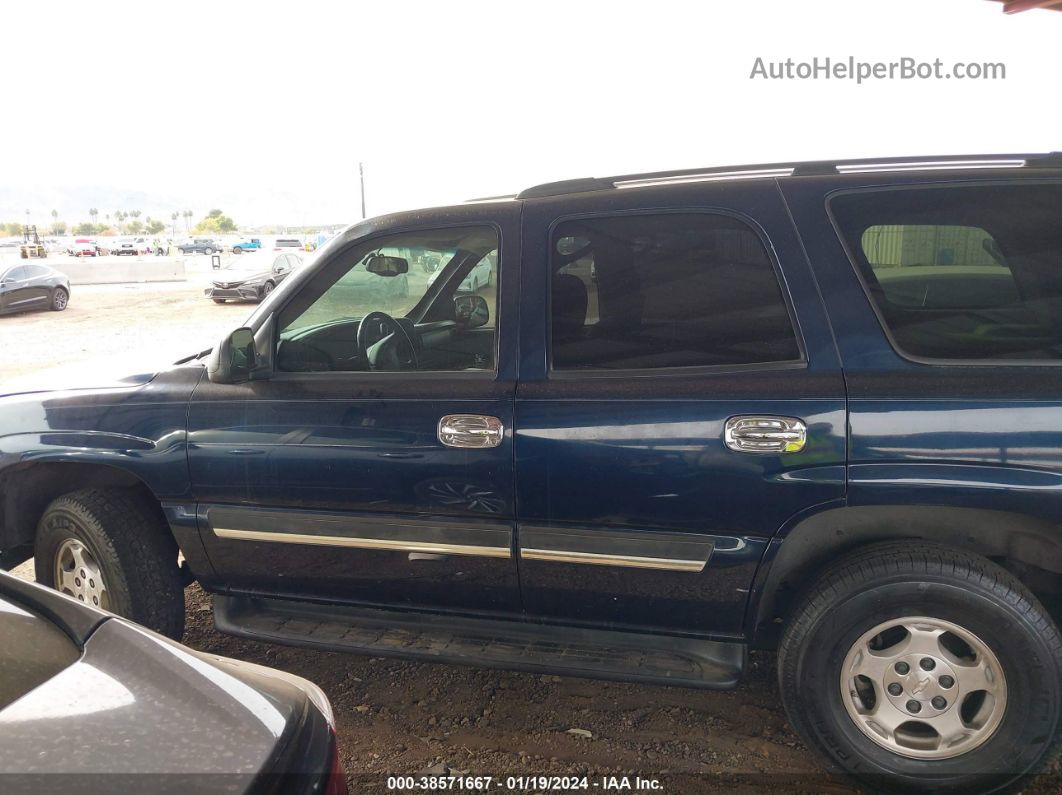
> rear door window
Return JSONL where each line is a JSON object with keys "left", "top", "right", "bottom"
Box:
{"left": 831, "top": 183, "right": 1062, "bottom": 361}
{"left": 549, "top": 213, "right": 801, "bottom": 370}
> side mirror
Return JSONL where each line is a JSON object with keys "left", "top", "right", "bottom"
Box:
{"left": 454, "top": 294, "right": 489, "bottom": 329}
{"left": 207, "top": 326, "right": 258, "bottom": 384}
{"left": 365, "top": 254, "right": 409, "bottom": 277}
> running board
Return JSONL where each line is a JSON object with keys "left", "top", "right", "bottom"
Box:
{"left": 214, "top": 595, "right": 745, "bottom": 689}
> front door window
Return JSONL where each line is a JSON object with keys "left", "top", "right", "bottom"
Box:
{"left": 276, "top": 226, "right": 498, "bottom": 373}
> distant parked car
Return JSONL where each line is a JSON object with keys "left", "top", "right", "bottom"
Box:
{"left": 232, "top": 238, "right": 262, "bottom": 254}
{"left": 428, "top": 255, "right": 494, "bottom": 293}
{"left": 177, "top": 238, "right": 220, "bottom": 254}
{"left": 70, "top": 238, "right": 96, "bottom": 257}
{"left": 0, "top": 571, "right": 345, "bottom": 794}
{"left": 0, "top": 263, "right": 69, "bottom": 314}
{"left": 206, "top": 251, "right": 301, "bottom": 303}
{"left": 111, "top": 238, "right": 139, "bottom": 256}
{"left": 273, "top": 238, "right": 303, "bottom": 251}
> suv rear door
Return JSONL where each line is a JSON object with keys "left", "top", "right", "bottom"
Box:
{"left": 515, "top": 181, "right": 846, "bottom": 634}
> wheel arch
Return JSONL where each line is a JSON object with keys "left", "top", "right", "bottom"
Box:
{"left": 0, "top": 461, "right": 170, "bottom": 569}
{"left": 748, "top": 504, "right": 1062, "bottom": 649}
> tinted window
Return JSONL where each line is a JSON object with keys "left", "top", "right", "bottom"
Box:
{"left": 549, "top": 213, "right": 800, "bottom": 370}
{"left": 5, "top": 267, "right": 27, "bottom": 281}
{"left": 832, "top": 184, "right": 1062, "bottom": 361}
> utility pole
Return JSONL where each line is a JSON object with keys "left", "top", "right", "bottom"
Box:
{"left": 359, "top": 162, "right": 366, "bottom": 219}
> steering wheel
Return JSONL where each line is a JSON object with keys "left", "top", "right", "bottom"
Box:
{"left": 356, "top": 311, "right": 419, "bottom": 371}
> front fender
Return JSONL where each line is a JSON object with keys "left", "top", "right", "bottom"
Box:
{"left": 0, "top": 365, "right": 204, "bottom": 500}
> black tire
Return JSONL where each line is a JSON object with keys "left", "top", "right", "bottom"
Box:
{"left": 34, "top": 488, "right": 185, "bottom": 639}
{"left": 778, "top": 542, "right": 1062, "bottom": 793}
{"left": 260, "top": 280, "right": 275, "bottom": 300}
{"left": 233, "top": 246, "right": 242, "bottom": 254}
{"left": 50, "top": 287, "right": 68, "bottom": 311}
{"left": 204, "top": 247, "right": 214, "bottom": 255}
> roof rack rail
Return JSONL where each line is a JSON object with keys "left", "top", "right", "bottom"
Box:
{"left": 464, "top": 194, "right": 517, "bottom": 203}
{"left": 515, "top": 153, "right": 1054, "bottom": 200}
{"left": 1027, "top": 151, "right": 1062, "bottom": 168}
{"left": 516, "top": 178, "right": 614, "bottom": 200}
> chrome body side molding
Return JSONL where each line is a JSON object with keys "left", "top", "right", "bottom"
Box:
{"left": 518, "top": 525, "right": 714, "bottom": 572}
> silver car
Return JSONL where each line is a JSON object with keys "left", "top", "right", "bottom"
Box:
{"left": 0, "top": 570, "right": 345, "bottom": 793}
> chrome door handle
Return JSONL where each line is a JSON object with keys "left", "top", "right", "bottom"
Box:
{"left": 724, "top": 415, "right": 807, "bottom": 454}
{"left": 438, "top": 414, "right": 504, "bottom": 449}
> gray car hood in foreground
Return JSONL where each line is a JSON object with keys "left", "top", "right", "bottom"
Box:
{"left": 0, "top": 608, "right": 329, "bottom": 790}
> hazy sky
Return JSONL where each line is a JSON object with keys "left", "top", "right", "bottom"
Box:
{"left": 1, "top": 0, "right": 1059, "bottom": 227}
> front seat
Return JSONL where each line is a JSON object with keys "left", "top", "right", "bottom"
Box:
{"left": 551, "top": 273, "right": 588, "bottom": 365}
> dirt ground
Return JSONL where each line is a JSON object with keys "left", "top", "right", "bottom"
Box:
{"left": 4, "top": 281, "right": 1062, "bottom": 793}
{"left": 180, "top": 586, "right": 851, "bottom": 794}
{"left": 0, "top": 277, "right": 250, "bottom": 388}
{"left": 177, "top": 583, "right": 1062, "bottom": 795}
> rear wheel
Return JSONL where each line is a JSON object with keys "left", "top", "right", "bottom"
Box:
{"left": 35, "top": 488, "right": 186, "bottom": 639}
{"left": 50, "top": 287, "right": 68, "bottom": 311}
{"left": 233, "top": 246, "right": 242, "bottom": 254}
{"left": 778, "top": 542, "right": 1062, "bottom": 793}
{"left": 204, "top": 247, "right": 214, "bottom": 255}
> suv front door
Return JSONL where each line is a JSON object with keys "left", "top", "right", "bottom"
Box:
{"left": 515, "top": 183, "right": 847, "bottom": 634}
{"left": 187, "top": 204, "right": 520, "bottom": 615}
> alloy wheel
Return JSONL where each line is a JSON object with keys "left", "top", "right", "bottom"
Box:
{"left": 840, "top": 616, "right": 1007, "bottom": 759}
{"left": 53, "top": 538, "right": 110, "bottom": 610}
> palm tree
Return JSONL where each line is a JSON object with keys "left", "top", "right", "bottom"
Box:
{"left": 171, "top": 212, "right": 179, "bottom": 236}
{"left": 89, "top": 208, "right": 98, "bottom": 230}
{"left": 51, "top": 209, "right": 58, "bottom": 234}
{"left": 183, "top": 210, "right": 193, "bottom": 233}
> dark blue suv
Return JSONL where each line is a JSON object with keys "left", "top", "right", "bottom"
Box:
{"left": 3, "top": 153, "right": 1062, "bottom": 792}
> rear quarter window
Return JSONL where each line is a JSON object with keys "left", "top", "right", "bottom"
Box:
{"left": 831, "top": 183, "right": 1062, "bottom": 362}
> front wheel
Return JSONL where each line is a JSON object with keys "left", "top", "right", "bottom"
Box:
{"left": 34, "top": 488, "right": 186, "bottom": 639}
{"left": 233, "top": 247, "right": 242, "bottom": 254}
{"left": 50, "top": 287, "right": 68, "bottom": 311}
{"left": 204, "top": 247, "right": 214, "bottom": 255}
{"left": 778, "top": 542, "right": 1062, "bottom": 793}
{"left": 259, "top": 281, "right": 275, "bottom": 300}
